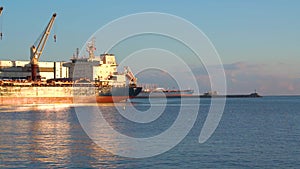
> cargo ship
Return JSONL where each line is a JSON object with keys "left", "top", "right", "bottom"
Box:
{"left": 0, "top": 79, "right": 142, "bottom": 105}
{"left": 0, "top": 47, "right": 142, "bottom": 105}
{"left": 134, "top": 88, "right": 262, "bottom": 99}
{"left": 0, "top": 13, "right": 142, "bottom": 105}
{"left": 136, "top": 87, "right": 194, "bottom": 98}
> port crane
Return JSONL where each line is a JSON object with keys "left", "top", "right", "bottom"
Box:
{"left": 30, "top": 13, "right": 56, "bottom": 81}
{"left": 124, "top": 66, "right": 138, "bottom": 87}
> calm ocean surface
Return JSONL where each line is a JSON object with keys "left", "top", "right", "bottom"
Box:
{"left": 0, "top": 96, "right": 300, "bottom": 168}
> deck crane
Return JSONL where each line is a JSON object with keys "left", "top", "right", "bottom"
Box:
{"left": 124, "top": 66, "right": 138, "bottom": 87}
{"left": 30, "top": 13, "right": 56, "bottom": 81}
{"left": 0, "top": 6, "right": 3, "bottom": 40}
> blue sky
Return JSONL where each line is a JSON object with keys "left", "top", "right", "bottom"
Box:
{"left": 0, "top": 0, "right": 299, "bottom": 95}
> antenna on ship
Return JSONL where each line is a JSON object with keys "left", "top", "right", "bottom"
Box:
{"left": 76, "top": 48, "right": 79, "bottom": 58}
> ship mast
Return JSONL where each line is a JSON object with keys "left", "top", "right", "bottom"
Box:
{"left": 86, "top": 38, "right": 96, "bottom": 60}
{"left": 30, "top": 13, "right": 57, "bottom": 81}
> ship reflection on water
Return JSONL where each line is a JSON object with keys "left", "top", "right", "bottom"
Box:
{"left": 0, "top": 104, "right": 133, "bottom": 168}
{"left": 0, "top": 104, "right": 72, "bottom": 113}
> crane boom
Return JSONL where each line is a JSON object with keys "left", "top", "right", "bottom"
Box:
{"left": 30, "top": 13, "right": 56, "bottom": 81}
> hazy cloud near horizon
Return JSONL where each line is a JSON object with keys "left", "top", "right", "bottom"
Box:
{"left": 223, "top": 62, "right": 300, "bottom": 95}
{"left": 136, "top": 61, "right": 300, "bottom": 95}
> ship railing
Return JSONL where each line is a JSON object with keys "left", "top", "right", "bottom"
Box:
{"left": 12, "top": 82, "right": 32, "bottom": 86}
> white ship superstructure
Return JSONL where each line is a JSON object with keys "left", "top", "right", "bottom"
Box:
{"left": 63, "top": 39, "right": 126, "bottom": 87}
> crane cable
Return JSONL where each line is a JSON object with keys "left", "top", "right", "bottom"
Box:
{"left": 0, "top": 6, "right": 3, "bottom": 40}
{"left": 53, "top": 20, "right": 57, "bottom": 42}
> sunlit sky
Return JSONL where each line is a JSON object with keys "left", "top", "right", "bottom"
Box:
{"left": 0, "top": 0, "right": 299, "bottom": 95}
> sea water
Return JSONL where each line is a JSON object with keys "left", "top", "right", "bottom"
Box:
{"left": 0, "top": 96, "right": 299, "bottom": 168}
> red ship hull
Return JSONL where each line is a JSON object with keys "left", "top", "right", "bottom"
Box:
{"left": 0, "top": 96, "right": 132, "bottom": 105}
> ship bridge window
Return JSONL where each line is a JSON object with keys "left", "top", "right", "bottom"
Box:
{"left": 108, "top": 76, "right": 117, "bottom": 80}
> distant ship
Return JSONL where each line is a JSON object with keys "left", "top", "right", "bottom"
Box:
{"left": 136, "top": 87, "right": 194, "bottom": 98}
{"left": 135, "top": 89, "right": 262, "bottom": 99}
{"left": 201, "top": 91, "right": 262, "bottom": 98}
{"left": 0, "top": 13, "right": 141, "bottom": 105}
